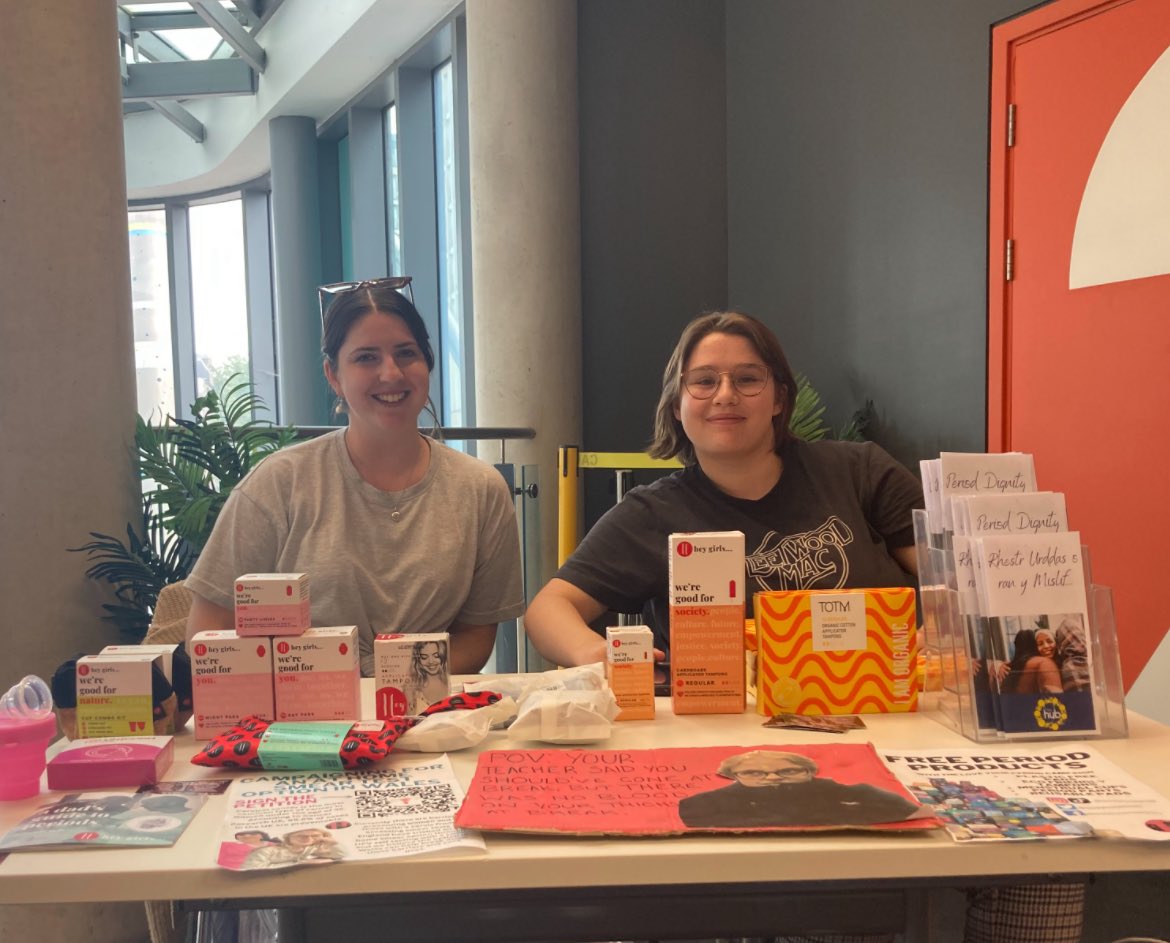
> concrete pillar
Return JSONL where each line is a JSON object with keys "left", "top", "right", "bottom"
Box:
{"left": 0, "top": 3, "right": 138, "bottom": 686}
{"left": 0, "top": 5, "right": 145, "bottom": 940}
{"left": 466, "top": 0, "right": 582, "bottom": 592}
{"left": 269, "top": 116, "right": 330, "bottom": 425}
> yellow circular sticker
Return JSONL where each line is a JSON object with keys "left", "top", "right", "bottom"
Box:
{"left": 769, "top": 677, "right": 803, "bottom": 711}
{"left": 1033, "top": 697, "right": 1069, "bottom": 731}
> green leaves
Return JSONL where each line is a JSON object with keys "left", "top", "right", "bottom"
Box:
{"left": 788, "top": 374, "right": 868, "bottom": 443}
{"left": 71, "top": 376, "right": 295, "bottom": 641}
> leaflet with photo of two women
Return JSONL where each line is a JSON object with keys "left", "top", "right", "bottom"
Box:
{"left": 935, "top": 452, "right": 1096, "bottom": 737}
{"left": 216, "top": 754, "right": 484, "bottom": 871}
{"left": 882, "top": 746, "right": 1170, "bottom": 842}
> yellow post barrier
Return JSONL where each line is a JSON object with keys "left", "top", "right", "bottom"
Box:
{"left": 557, "top": 445, "right": 579, "bottom": 566}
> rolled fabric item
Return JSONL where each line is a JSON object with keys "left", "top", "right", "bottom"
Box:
{"left": 150, "top": 663, "right": 177, "bottom": 736}
{"left": 171, "top": 645, "right": 193, "bottom": 731}
{"left": 50, "top": 655, "right": 84, "bottom": 740}
{"left": 191, "top": 715, "right": 418, "bottom": 770}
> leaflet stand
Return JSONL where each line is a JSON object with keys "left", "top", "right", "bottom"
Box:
{"left": 912, "top": 509, "right": 1128, "bottom": 742}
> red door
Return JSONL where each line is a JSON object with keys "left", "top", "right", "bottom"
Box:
{"left": 988, "top": 0, "right": 1170, "bottom": 687}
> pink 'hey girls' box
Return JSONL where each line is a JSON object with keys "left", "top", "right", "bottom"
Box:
{"left": 233, "top": 573, "right": 310, "bottom": 636}
{"left": 47, "top": 736, "right": 174, "bottom": 790}
{"left": 273, "top": 626, "right": 362, "bottom": 722}
{"left": 190, "top": 630, "right": 275, "bottom": 740}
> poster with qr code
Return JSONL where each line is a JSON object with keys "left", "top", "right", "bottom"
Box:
{"left": 215, "top": 754, "right": 484, "bottom": 870}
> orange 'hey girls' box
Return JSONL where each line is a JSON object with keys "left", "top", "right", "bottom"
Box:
{"left": 668, "top": 531, "right": 745, "bottom": 715}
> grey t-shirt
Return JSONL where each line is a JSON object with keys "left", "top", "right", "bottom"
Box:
{"left": 186, "top": 430, "right": 525, "bottom": 675}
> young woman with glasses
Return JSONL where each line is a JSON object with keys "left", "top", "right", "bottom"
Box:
{"left": 185, "top": 278, "right": 524, "bottom": 677}
{"left": 525, "top": 310, "right": 1085, "bottom": 943}
{"left": 525, "top": 310, "right": 920, "bottom": 667}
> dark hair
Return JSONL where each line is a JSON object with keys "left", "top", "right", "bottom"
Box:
{"left": 321, "top": 282, "right": 434, "bottom": 369}
{"left": 320, "top": 282, "right": 439, "bottom": 428}
{"left": 648, "top": 311, "right": 799, "bottom": 464}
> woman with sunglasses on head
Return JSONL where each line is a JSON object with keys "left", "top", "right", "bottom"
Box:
{"left": 185, "top": 279, "right": 524, "bottom": 677}
{"left": 524, "top": 310, "right": 1084, "bottom": 943}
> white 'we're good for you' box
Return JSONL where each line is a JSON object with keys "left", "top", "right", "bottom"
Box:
{"left": 233, "top": 572, "right": 310, "bottom": 636}
{"left": 668, "top": 531, "right": 745, "bottom": 715}
{"left": 273, "top": 626, "right": 362, "bottom": 722}
{"left": 190, "top": 630, "right": 274, "bottom": 739}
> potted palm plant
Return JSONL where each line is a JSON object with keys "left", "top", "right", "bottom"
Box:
{"left": 72, "top": 377, "right": 296, "bottom": 641}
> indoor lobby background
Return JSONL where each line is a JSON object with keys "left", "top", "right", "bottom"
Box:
{"left": 7, "top": 2, "right": 1139, "bottom": 940}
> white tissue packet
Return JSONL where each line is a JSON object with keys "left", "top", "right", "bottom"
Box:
{"left": 394, "top": 696, "right": 518, "bottom": 752}
{"left": 508, "top": 688, "right": 619, "bottom": 744}
{"left": 463, "top": 663, "right": 606, "bottom": 703}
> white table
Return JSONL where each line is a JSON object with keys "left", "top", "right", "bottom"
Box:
{"left": 2, "top": 688, "right": 1168, "bottom": 940}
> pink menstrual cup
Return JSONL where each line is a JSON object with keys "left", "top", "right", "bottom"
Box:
{"left": 0, "top": 676, "right": 57, "bottom": 800}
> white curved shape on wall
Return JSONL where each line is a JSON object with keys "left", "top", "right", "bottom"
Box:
{"left": 125, "top": 0, "right": 458, "bottom": 200}
{"left": 1069, "top": 44, "right": 1170, "bottom": 289}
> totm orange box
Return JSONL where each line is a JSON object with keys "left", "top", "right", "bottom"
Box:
{"left": 754, "top": 588, "right": 918, "bottom": 716}
{"left": 668, "top": 531, "right": 745, "bottom": 715}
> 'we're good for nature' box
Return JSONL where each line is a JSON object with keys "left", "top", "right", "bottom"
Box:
{"left": 668, "top": 531, "right": 745, "bottom": 714}
{"left": 190, "top": 630, "right": 275, "bottom": 739}
{"left": 234, "top": 573, "right": 310, "bottom": 636}
{"left": 76, "top": 653, "right": 158, "bottom": 738}
{"left": 754, "top": 587, "right": 919, "bottom": 716}
{"left": 274, "top": 626, "right": 362, "bottom": 722}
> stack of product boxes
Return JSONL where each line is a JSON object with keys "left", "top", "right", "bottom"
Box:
{"left": 189, "top": 573, "right": 361, "bottom": 739}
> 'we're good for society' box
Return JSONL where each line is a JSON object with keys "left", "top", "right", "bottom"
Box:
{"left": 190, "top": 631, "right": 274, "bottom": 739}
{"left": 754, "top": 587, "right": 919, "bottom": 716}
{"left": 668, "top": 531, "right": 745, "bottom": 714}
{"left": 234, "top": 573, "right": 310, "bottom": 636}
{"left": 606, "top": 625, "right": 655, "bottom": 721}
{"left": 274, "top": 626, "right": 362, "bottom": 722}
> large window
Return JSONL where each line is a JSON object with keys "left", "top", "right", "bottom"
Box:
{"left": 128, "top": 209, "right": 175, "bottom": 422}
{"left": 434, "top": 59, "right": 465, "bottom": 427}
{"left": 128, "top": 188, "right": 274, "bottom": 422}
{"left": 190, "top": 199, "right": 249, "bottom": 396}
{"left": 324, "top": 15, "right": 472, "bottom": 432}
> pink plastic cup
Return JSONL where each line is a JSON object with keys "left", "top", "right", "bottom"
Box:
{"left": 0, "top": 714, "right": 57, "bottom": 800}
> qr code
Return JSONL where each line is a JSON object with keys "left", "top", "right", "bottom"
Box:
{"left": 354, "top": 785, "right": 459, "bottom": 817}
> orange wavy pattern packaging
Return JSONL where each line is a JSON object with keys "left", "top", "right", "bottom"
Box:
{"left": 754, "top": 588, "right": 919, "bottom": 716}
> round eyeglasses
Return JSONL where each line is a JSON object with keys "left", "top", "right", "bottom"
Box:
{"left": 681, "top": 366, "right": 771, "bottom": 399}
{"left": 734, "top": 766, "right": 810, "bottom": 779}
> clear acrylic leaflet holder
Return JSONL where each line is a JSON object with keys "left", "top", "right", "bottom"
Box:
{"left": 913, "top": 508, "right": 1127, "bottom": 742}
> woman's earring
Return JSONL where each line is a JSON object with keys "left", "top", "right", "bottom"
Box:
{"left": 333, "top": 395, "right": 348, "bottom": 416}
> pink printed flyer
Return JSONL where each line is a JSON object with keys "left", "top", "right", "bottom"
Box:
{"left": 455, "top": 744, "right": 938, "bottom": 836}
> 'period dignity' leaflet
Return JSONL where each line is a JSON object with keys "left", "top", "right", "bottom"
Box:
{"left": 949, "top": 491, "right": 1070, "bottom": 735}
{"left": 937, "top": 452, "right": 1037, "bottom": 533}
{"left": 973, "top": 531, "right": 1097, "bottom": 736}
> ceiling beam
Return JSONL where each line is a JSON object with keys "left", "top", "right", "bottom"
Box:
{"left": 128, "top": 11, "right": 212, "bottom": 31}
{"left": 122, "top": 59, "right": 256, "bottom": 101}
{"left": 149, "top": 100, "right": 207, "bottom": 143}
{"left": 134, "top": 32, "right": 186, "bottom": 63}
{"left": 190, "top": 0, "right": 267, "bottom": 72}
